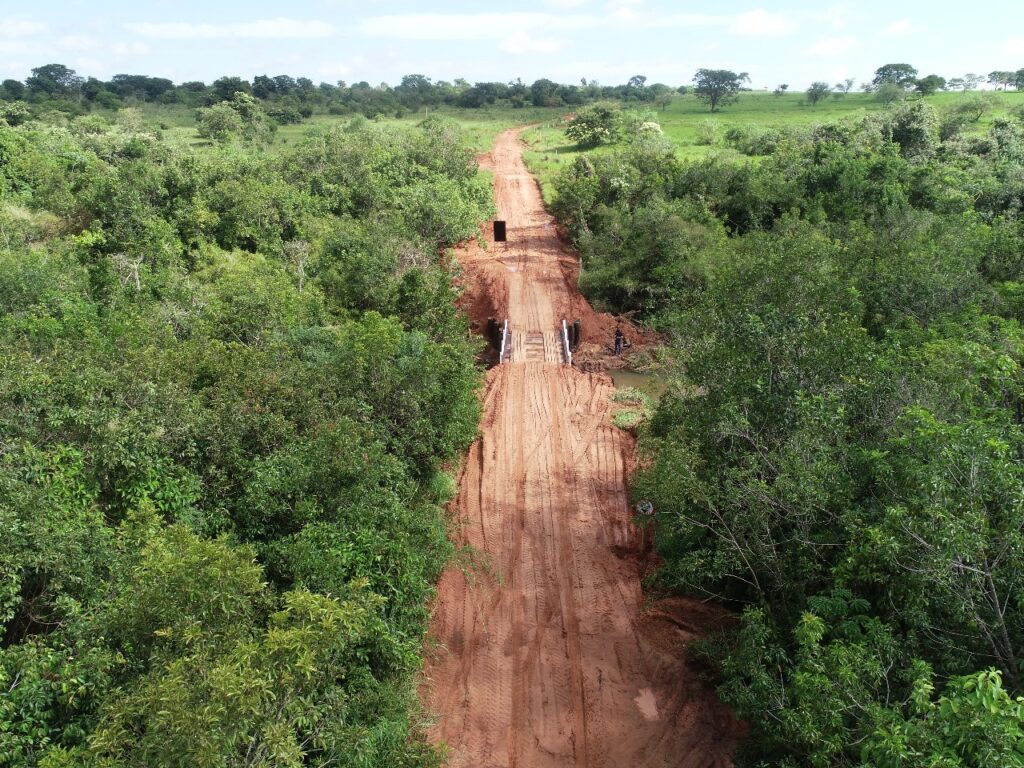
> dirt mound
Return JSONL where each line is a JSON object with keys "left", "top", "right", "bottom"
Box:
{"left": 422, "top": 127, "right": 740, "bottom": 767}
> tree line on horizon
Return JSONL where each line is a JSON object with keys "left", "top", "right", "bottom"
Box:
{"left": 3, "top": 62, "right": 1021, "bottom": 125}
{"left": 0, "top": 64, "right": 678, "bottom": 120}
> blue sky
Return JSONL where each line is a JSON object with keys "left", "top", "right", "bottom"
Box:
{"left": 1, "top": 1, "right": 1021, "bottom": 89}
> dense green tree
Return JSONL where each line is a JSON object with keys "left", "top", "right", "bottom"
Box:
{"left": 872, "top": 62, "right": 919, "bottom": 89}
{"left": 1, "top": 79, "right": 25, "bottom": 100}
{"left": 693, "top": 69, "right": 750, "bottom": 112}
{"left": 915, "top": 74, "right": 947, "bottom": 95}
{"left": 0, "top": 107, "right": 487, "bottom": 768}
{"left": 564, "top": 103, "right": 623, "bottom": 147}
{"left": 196, "top": 103, "right": 243, "bottom": 142}
{"left": 876, "top": 82, "right": 906, "bottom": 105}
{"left": 806, "top": 81, "right": 830, "bottom": 106}
{"left": 211, "top": 75, "right": 251, "bottom": 102}
{"left": 25, "top": 64, "right": 82, "bottom": 99}
{"left": 549, "top": 93, "right": 1024, "bottom": 767}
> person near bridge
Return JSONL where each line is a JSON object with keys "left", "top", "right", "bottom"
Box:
{"left": 614, "top": 326, "right": 624, "bottom": 356}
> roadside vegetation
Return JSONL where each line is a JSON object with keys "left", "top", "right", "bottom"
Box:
{"left": 0, "top": 108, "right": 490, "bottom": 766}
{"left": 552, "top": 75, "right": 1024, "bottom": 767}
{"left": 4, "top": 59, "right": 1024, "bottom": 767}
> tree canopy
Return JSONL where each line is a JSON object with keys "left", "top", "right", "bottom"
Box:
{"left": 0, "top": 110, "right": 492, "bottom": 767}
{"left": 872, "top": 62, "right": 919, "bottom": 88}
{"left": 693, "top": 68, "right": 750, "bottom": 112}
{"left": 552, "top": 94, "right": 1024, "bottom": 767}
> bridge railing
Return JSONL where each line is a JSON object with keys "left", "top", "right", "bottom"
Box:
{"left": 561, "top": 319, "right": 572, "bottom": 367}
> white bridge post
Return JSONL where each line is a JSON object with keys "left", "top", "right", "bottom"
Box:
{"left": 562, "top": 319, "right": 572, "bottom": 367}
{"left": 499, "top": 319, "right": 509, "bottom": 363}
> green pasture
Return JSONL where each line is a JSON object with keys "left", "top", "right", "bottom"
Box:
{"left": 119, "top": 91, "right": 1023, "bottom": 202}
{"left": 518, "top": 90, "right": 1024, "bottom": 201}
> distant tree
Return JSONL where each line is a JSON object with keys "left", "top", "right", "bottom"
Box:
{"left": 676, "top": 85, "right": 689, "bottom": 95}
{"left": 273, "top": 75, "right": 298, "bottom": 94}
{"left": 26, "top": 63, "right": 83, "bottom": 98}
{"left": 964, "top": 73, "right": 984, "bottom": 90}
{"left": 394, "top": 73, "right": 433, "bottom": 108}
{"left": 915, "top": 74, "right": 946, "bottom": 96}
{"left": 80, "top": 76, "right": 105, "bottom": 102}
{"left": 211, "top": 76, "right": 251, "bottom": 102}
{"left": 564, "top": 103, "right": 622, "bottom": 147}
{"left": 806, "top": 81, "right": 831, "bottom": 106}
{"left": 196, "top": 102, "right": 243, "bottom": 143}
{"left": 693, "top": 68, "right": 750, "bottom": 112}
{"left": 951, "top": 94, "right": 997, "bottom": 123}
{"left": 108, "top": 74, "right": 174, "bottom": 101}
{"left": 252, "top": 75, "right": 276, "bottom": 99}
{"left": 773, "top": 83, "right": 789, "bottom": 97}
{"left": 196, "top": 91, "right": 270, "bottom": 143}
{"left": 1, "top": 78, "right": 25, "bottom": 100}
{"left": 988, "top": 71, "right": 1014, "bottom": 90}
{"left": 833, "top": 77, "right": 855, "bottom": 98}
{"left": 175, "top": 80, "right": 209, "bottom": 107}
{"left": 1016, "top": 68, "right": 1024, "bottom": 90}
{"left": 627, "top": 74, "right": 648, "bottom": 90}
{"left": 530, "top": 78, "right": 560, "bottom": 107}
{"left": 887, "top": 100, "right": 939, "bottom": 157}
{"left": 872, "top": 62, "right": 919, "bottom": 89}
{"left": 876, "top": 82, "right": 906, "bottom": 105}
{"left": 947, "top": 77, "right": 966, "bottom": 92}
{"left": 0, "top": 101, "right": 30, "bottom": 126}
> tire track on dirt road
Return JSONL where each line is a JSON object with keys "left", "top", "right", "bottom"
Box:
{"left": 422, "top": 127, "right": 740, "bottom": 767}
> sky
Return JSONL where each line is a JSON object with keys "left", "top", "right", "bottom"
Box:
{"left": 1, "top": 1, "right": 1022, "bottom": 90}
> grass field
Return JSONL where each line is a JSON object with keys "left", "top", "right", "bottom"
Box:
{"left": 127, "top": 102, "right": 565, "bottom": 154}
{"left": 519, "top": 90, "right": 1024, "bottom": 202}
{"left": 124, "top": 91, "right": 1023, "bottom": 201}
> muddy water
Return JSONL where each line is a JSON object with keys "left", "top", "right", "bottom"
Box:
{"left": 609, "top": 369, "right": 669, "bottom": 399}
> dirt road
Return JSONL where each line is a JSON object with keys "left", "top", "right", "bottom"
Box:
{"left": 422, "top": 128, "right": 738, "bottom": 768}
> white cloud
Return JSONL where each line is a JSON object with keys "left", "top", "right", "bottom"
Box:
{"left": 358, "top": 9, "right": 761, "bottom": 44}
{"left": 125, "top": 18, "right": 335, "bottom": 40}
{"left": 0, "top": 20, "right": 46, "bottom": 37}
{"left": 828, "top": 65, "right": 851, "bottom": 82}
{"left": 318, "top": 62, "right": 353, "bottom": 79}
{"left": 58, "top": 35, "right": 99, "bottom": 52}
{"left": 499, "top": 32, "right": 564, "bottom": 54}
{"left": 730, "top": 10, "right": 796, "bottom": 37}
{"left": 1004, "top": 37, "right": 1024, "bottom": 56}
{"left": 818, "top": 4, "right": 853, "bottom": 30}
{"left": 548, "top": 0, "right": 587, "bottom": 7}
{"left": 805, "top": 34, "right": 856, "bottom": 57}
{"left": 666, "top": 13, "right": 728, "bottom": 27}
{"left": 111, "top": 41, "right": 151, "bottom": 56}
{"left": 358, "top": 13, "right": 589, "bottom": 41}
{"left": 0, "top": 40, "right": 32, "bottom": 55}
{"left": 881, "top": 19, "right": 923, "bottom": 36}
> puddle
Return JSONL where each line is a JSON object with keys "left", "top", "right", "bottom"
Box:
{"left": 609, "top": 370, "right": 668, "bottom": 400}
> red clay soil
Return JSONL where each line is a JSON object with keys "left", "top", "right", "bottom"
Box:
{"left": 422, "top": 128, "right": 741, "bottom": 767}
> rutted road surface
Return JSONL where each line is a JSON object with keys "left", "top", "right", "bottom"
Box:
{"left": 422, "top": 128, "right": 738, "bottom": 768}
